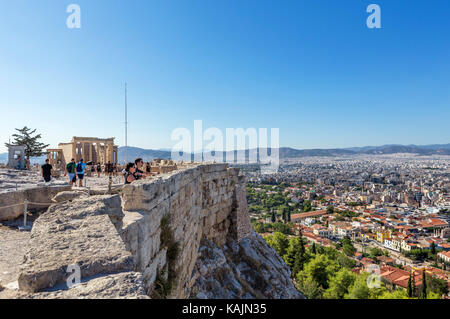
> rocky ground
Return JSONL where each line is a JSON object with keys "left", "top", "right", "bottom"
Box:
{"left": 0, "top": 224, "right": 30, "bottom": 298}
{"left": 0, "top": 168, "right": 126, "bottom": 194}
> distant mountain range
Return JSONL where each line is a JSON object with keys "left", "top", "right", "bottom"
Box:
{"left": 117, "top": 143, "right": 450, "bottom": 162}
{"left": 1, "top": 144, "right": 449, "bottom": 164}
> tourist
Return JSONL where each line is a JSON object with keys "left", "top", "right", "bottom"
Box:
{"left": 106, "top": 161, "right": 113, "bottom": 177}
{"left": 41, "top": 159, "right": 54, "bottom": 183}
{"left": 96, "top": 162, "right": 101, "bottom": 177}
{"left": 90, "top": 162, "right": 95, "bottom": 176}
{"left": 16, "top": 155, "right": 22, "bottom": 170}
{"left": 124, "top": 162, "right": 137, "bottom": 184}
{"left": 134, "top": 158, "right": 152, "bottom": 178}
{"left": 65, "top": 158, "right": 77, "bottom": 186}
{"left": 145, "top": 162, "right": 151, "bottom": 173}
{"left": 76, "top": 158, "right": 87, "bottom": 187}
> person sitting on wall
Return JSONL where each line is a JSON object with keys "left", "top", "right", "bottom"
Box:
{"left": 124, "top": 162, "right": 138, "bottom": 184}
{"left": 134, "top": 158, "right": 152, "bottom": 178}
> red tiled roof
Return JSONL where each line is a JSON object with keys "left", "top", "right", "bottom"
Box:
{"left": 291, "top": 210, "right": 328, "bottom": 220}
{"left": 420, "top": 218, "right": 448, "bottom": 228}
{"left": 380, "top": 266, "right": 422, "bottom": 289}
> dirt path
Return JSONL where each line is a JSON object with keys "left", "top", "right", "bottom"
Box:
{"left": 0, "top": 224, "right": 30, "bottom": 298}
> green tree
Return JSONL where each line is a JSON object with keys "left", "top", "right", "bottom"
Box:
{"left": 265, "top": 232, "right": 289, "bottom": 257}
{"left": 323, "top": 268, "right": 356, "bottom": 299}
{"left": 5, "top": 126, "right": 49, "bottom": 159}
{"left": 326, "top": 206, "right": 334, "bottom": 214}
{"left": 345, "top": 273, "right": 371, "bottom": 299}
{"left": 407, "top": 273, "right": 413, "bottom": 298}
{"left": 303, "top": 200, "right": 312, "bottom": 212}
{"left": 420, "top": 270, "right": 427, "bottom": 299}
{"left": 271, "top": 211, "right": 276, "bottom": 223}
{"left": 426, "top": 275, "right": 448, "bottom": 296}
{"left": 430, "top": 242, "right": 436, "bottom": 255}
{"left": 297, "top": 278, "right": 322, "bottom": 299}
{"left": 292, "top": 244, "right": 308, "bottom": 276}
{"left": 378, "top": 289, "right": 409, "bottom": 299}
{"left": 311, "top": 242, "right": 317, "bottom": 255}
{"left": 283, "top": 237, "right": 302, "bottom": 269}
{"left": 297, "top": 254, "right": 339, "bottom": 290}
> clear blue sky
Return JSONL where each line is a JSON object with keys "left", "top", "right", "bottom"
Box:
{"left": 1, "top": 0, "right": 449, "bottom": 153}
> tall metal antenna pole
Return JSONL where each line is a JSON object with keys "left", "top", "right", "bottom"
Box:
{"left": 125, "top": 82, "right": 128, "bottom": 164}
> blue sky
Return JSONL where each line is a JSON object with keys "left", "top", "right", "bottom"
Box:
{"left": 1, "top": 0, "right": 449, "bottom": 152}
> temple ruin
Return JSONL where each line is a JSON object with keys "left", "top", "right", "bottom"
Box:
{"left": 47, "top": 137, "right": 118, "bottom": 167}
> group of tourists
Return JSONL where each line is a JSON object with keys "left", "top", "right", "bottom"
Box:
{"left": 123, "top": 158, "right": 154, "bottom": 184}
{"left": 89, "top": 162, "right": 119, "bottom": 177}
{"left": 41, "top": 157, "right": 154, "bottom": 186}
{"left": 64, "top": 158, "right": 86, "bottom": 187}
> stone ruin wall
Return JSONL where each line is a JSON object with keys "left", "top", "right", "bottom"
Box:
{"left": 0, "top": 185, "right": 73, "bottom": 221}
{"left": 17, "top": 163, "right": 253, "bottom": 298}
{"left": 120, "top": 163, "right": 253, "bottom": 298}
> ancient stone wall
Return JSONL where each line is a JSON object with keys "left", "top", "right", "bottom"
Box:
{"left": 119, "top": 163, "right": 252, "bottom": 298}
{"left": 0, "top": 185, "right": 72, "bottom": 221}
{"left": 17, "top": 163, "right": 257, "bottom": 298}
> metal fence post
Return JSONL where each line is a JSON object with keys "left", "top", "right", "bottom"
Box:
{"left": 19, "top": 199, "right": 31, "bottom": 231}
{"left": 23, "top": 199, "right": 28, "bottom": 227}
{"left": 108, "top": 176, "right": 112, "bottom": 194}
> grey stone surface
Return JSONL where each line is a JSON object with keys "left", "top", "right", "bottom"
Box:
{"left": 190, "top": 231, "right": 305, "bottom": 299}
{"left": 51, "top": 190, "right": 88, "bottom": 203}
{"left": 18, "top": 195, "right": 133, "bottom": 293}
{"left": 18, "top": 272, "right": 148, "bottom": 299}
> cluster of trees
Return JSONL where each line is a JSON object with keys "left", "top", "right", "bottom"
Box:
{"left": 336, "top": 237, "right": 357, "bottom": 257}
{"left": 252, "top": 221, "right": 292, "bottom": 235}
{"left": 403, "top": 243, "right": 443, "bottom": 263}
{"left": 247, "top": 183, "right": 316, "bottom": 222}
{"left": 263, "top": 232, "right": 445, "bottom": 299}
{"left": 347, "top": 202, "right": 363, "bottom": 207}
{"left": 336, "top": 210, "right": 361, "bottom": 218}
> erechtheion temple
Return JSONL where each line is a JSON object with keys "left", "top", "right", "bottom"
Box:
{"left": 47, "top": 137, "right": 118, "bottom": 167}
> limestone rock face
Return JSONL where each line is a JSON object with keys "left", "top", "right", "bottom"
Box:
{"left": 190, "top": 231, "right": 305, "bottom": 299}
{"left": 18, "top": 195, "right": 133, "bottom": 293}
{"left": 18, "top": 272, "right": 148, "bottom": 299}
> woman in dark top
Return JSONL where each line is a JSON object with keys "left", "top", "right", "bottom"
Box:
{"left": 124, "top": 163, "right": 139, "bottom": 184}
